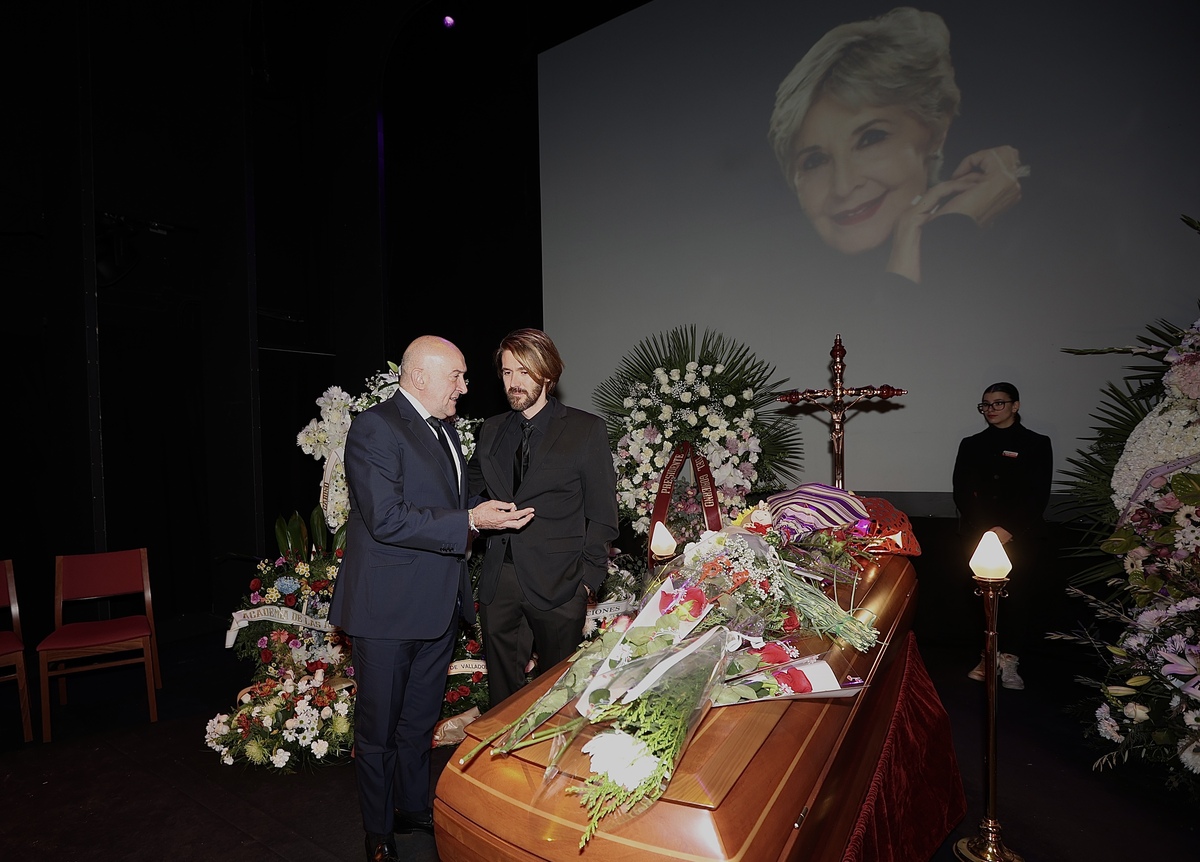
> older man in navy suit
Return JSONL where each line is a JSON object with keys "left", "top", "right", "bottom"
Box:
{"left": 467, "top": 329, "right": 619, "bottom": 708}
{"left": 329, "top": 335, "right": 533, "bottom": 862}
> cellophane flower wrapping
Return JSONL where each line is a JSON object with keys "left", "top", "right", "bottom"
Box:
{"left": 641, "top": 524, "right": 879, "bottom": 653}
{"left": 536, "top": 626, "right": 731, "bottom": 848}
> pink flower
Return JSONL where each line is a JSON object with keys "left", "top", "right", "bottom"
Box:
{"left": 1154, "top": 493, "right": 1183, "bottom": 512}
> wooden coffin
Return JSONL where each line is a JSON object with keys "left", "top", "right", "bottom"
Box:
{"left": 434, "top": 554, "right": 919, "bottom": 862}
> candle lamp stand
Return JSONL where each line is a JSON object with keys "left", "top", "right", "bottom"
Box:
{"left": 954, "top": 574, "right": 1024, "bottom": 862}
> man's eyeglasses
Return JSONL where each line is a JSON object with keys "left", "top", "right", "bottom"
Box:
{"left": 977, "top": 400, "right": 1013, "bottom": 413}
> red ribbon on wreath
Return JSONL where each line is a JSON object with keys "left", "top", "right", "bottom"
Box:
{"left": 648, "top": 441, "right": 724, "bottom": 570}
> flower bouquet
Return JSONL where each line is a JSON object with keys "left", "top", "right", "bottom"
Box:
{"left": 1056, "top": 301, "right": 1200, "bottom": 793}
{"left": 712, "top": 656, "right": 859, "bottom": 706}
{"left": 205, "top": 666, "right": 354, "bottom": 769}
{"left": 594, "top": 326, "right": 802, "bottom": 543}
{"left": 721, "top": 635, "right": 825, "bottom": 681}
{"left": 297, "top": 361, "right": 482, "bottom": 529}
{"left": 519, "top": 626, "right": 731, "bottom": 849}
{"left": 642, "top": 521, "right": 879, "bottom": 653}
{"left": 209, "top": 507, "right": 356, "bottom": 771}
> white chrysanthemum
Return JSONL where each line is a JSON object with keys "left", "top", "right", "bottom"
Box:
{"left": 271, "top": 749, "right": 291, "bottom": 768}
{"left": 582, "top": 729, "right": 661, "bottom": 791}
{"left": 1177, "top": 737, "right": 1200, "bottom": 774}
{"left": 1111, "top": 399, "right": 1200, "bottom": 513}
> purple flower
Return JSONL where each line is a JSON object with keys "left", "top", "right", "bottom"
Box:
{"left": 257, "top": 636, "right": 269, "bottom": 648}
{"left": 250, "top": 592, "right": 262, "bottom": 605}
{"left": 288, "top": 638, "right": 302, "bottom": 650}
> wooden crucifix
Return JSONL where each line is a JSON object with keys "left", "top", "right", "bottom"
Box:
{"left": 777, "top": 334, "right": 907, "bottom": 490}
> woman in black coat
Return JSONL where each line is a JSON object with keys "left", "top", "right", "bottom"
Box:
{"left": 952, "top": 382, "right": 1052, "bottom": 689}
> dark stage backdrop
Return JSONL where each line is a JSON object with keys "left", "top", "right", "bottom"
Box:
{"left": 539, "top": 0, "right": 1200, "bottom": 510}
{"left": 2, "top": 1, "right": 642, "bottom": 634}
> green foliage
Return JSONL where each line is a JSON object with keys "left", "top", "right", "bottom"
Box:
{"left": 593, "top": 324, "right": 803, "bottom": 486}
{"left": 1058, "top": 314, "right": 1191, "bottom": 586}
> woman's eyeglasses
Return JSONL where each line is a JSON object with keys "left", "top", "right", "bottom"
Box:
{"left": 977, "top": 400, "right": 1013, "bottom": 413}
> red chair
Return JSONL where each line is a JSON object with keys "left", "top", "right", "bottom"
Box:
{"left": 36, "top": 548, "right": 161, "bottom": 742}
{"left": 0, "top": 559, "right": 33, "bottom": 742}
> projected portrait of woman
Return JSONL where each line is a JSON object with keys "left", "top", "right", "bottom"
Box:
{"left": 768, "top": 7, "right": 1026, "bottom": 284}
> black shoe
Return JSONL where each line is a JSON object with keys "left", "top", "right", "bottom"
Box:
{"left": 365, "top": 832, "right": 398, "bottom": 862}
{"left": 393, "top": 807, "right": 434, "bottom": 836}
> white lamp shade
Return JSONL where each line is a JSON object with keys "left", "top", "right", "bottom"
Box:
{"left": 650, "top": 521, "right": 678, "bottom": 558}
{"left": 969, "top": 531, "right": 1012, "bottom": 580}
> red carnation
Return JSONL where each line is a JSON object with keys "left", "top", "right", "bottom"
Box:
{"left": 306, "top": 660, "right": 328, "bottom": 674}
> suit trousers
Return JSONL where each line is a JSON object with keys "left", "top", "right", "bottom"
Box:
{"left": 480, "top": 561, "right": 587, "bottom": 707}
{"left": 349, "top": 611, "right": 457, "bottom": 834}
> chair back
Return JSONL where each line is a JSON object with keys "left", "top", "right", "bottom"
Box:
{"left": 1, "top": 559, "right": 20, "bottom": 642}
{"left": 55, "top": 549, "right": 154, "bottom": 634}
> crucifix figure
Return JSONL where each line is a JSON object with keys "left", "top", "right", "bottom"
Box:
{"left": 777, "top": 334, "right": 907, "bottom": 490}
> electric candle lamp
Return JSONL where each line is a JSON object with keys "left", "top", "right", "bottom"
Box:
{"left": 969, "top": 531, "right": 1012, "bottom": 580}
{"left": 650, "top": 522, "right": 677, "bottom": 560}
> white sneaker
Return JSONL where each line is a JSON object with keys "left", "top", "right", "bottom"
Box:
{"left": 967, "top": 655, "right": 989, "bottom": 681}
{"left": 998, "top": 653, "right": 1025, "bottom": 690}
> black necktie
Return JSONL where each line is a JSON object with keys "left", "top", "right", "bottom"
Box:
{"left": 427, "top": 417, "right": 456, "bottom": 467}
{"left": 513, "top": 420, "right": 533, "bottom": 492}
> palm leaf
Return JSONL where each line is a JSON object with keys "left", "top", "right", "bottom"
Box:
{"left": 1058, "top": 308, "right": 1194, "bottom": 587}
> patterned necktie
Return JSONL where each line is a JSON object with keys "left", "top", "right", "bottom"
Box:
{"left": 427, "top": 417, "right": 456, "bottom": 467}
{"left": 513, "top": 420, "right": 534, "bottom": 492}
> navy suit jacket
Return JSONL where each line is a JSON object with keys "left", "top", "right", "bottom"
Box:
{"left": 467, "top": 398, "right": 619, "bottom": 611}
{"left": 329, "top": 392, "right": 475, "bottom": 640}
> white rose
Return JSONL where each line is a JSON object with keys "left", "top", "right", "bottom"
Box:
{"left": 723, "top": 394, "right": 736, "bottom": 407}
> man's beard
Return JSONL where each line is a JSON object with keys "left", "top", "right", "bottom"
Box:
{"left": 507, "top": 385, "right": 540, "bottom": 412}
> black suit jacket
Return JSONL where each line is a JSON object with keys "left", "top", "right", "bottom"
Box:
{"left": 329, "top": 391, "right": 476, "bottom": 639}
{"left": 467, "top": 398, "right": 619, "bottom": 611}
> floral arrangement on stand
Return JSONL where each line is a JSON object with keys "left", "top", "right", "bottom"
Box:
{"left": 296, "top": 361, "right": 482, "bottom": 530}
{"left": 293, "top": 362, "right": 489, "bottom": 735}
{"left": 457, "top": 503, "right": 879, "bottom": 847}
{"left": 206, "top": 507, "right": 356, "bottom": 770}
{"left": 1056, "top": 282, "right": 1200, "bottom": 795}
{"left": 594, "top": 326, "right": 802, "bottom": 546}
